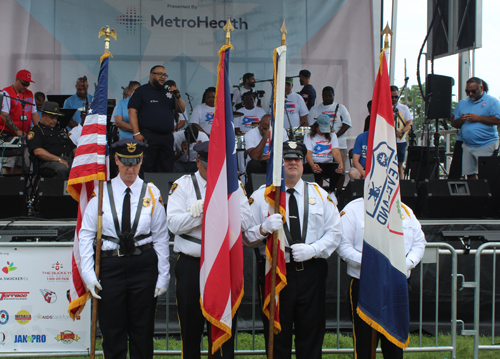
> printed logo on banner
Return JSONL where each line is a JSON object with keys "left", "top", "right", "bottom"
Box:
{"left": 35, "top": 313, "right": 72, "bottom": 320}
{"left": 0, "top": 310, "right": 8, "bottom": 325}
{"left": 0, "top": 292, "right": 29, "bottom": 301}
{"left": 14, "top": 334, "right": 47, "bottom": 343}
{"left": 15, "top": 310, "right": 31, "bottom": 325}
{"left": 42, "top": 262, "right": 71, "bottom": 282}
{"left": 116, "top": 6, "right": 146, "bottom": 34}
{"left": 0, "top": 331, "right": 5, "bottom": 345}
{"left": 40, "top": 289, "right": 57, "bottom": 303}
{"left": 55, "top": 330, "right": 80, "bottom": 344}
{"left": 2, "top": 261, "right": 17, "bottom": 274}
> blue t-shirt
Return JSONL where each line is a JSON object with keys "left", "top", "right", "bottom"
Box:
{"left": 454, "top": 93, "right": 500, "bottom": 148}
{"left": 63, "top": 93, "right": 93, "bottom": 127}
{"left": 300, "top": 84, "right": 316, "bottom": 110}
{"left": 352, "top": 131, "right": 369, "bottom": 168}
{"left": 115, "top": 98, "right": 133, "bottom": 140}
{"left": 128, "top": 82, "right": 176, "bottom": 133}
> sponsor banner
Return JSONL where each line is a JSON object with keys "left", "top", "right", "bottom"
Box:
{"left": 0, "top": 244, "right": 90, "bottom": 352}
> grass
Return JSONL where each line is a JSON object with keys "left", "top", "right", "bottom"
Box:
{"left": 11, "top": 333, "right": 500, "bottom": 358}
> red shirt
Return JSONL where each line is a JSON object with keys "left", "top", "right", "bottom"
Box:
{"left": 1, "top": 86, "right": 35, "bottom": 135}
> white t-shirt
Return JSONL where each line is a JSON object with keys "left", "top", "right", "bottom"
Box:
{"left": 269, "top": 92, "right": 308, "bottom": 129}
{"left": 173, "top": 131, "right": 210, "bottom": 162}
{"left": 244, "top": 126, "right": 289, "bottom": 157}
{"left": 232, "top": 87, "right": 258, "bottom": 109}
{"left": 68, "top": 124, "right": 83, "bottom": 146}
{"left": 303, "top": 132, "right": 339, "bottom": 163}
{"left": 236, "top": 107, "right": 267, "bottom": 132}
{"left": 190, "top": 103, "right": 214, "bottom": 135}
{"left": 394, "top": 103, "right": 413, "bottom": 144}
{"left": 1, "top": 91, "right": 8, "bottom": 112}
{"left": 308, "top": 102, "right": 351, "bottom": 149}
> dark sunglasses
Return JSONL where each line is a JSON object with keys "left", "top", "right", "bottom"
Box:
{"left": 391, "top": 95, "right": 399, "bottom": 99}
{"left": 465, "top": 88, "right": 479, "bottom": 95}
{"left": 18, "top": 79, "right": 30, "bottom": 87}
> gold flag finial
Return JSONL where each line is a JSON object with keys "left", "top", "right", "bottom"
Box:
{"left": 98, "top": 25, "right": 117, "bottom": 53}
{"left": 280, "top": 20, "right": 287, "bottom": 46}
{"left": 381, "top": 22, "right": 393, "bottom": 51}
{"left": 223, "top": 17, "right": 234, "bottom": 45}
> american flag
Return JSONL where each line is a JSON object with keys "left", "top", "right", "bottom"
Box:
{"left": 262, "top": 45, "right": 287, "bottom": 333}
{"left": 67, "top": 54, "right": 109, "bottom": 319}
{"left": 357, "top": 52, "right": 409, "bottom": 348}
{"left": 200, "top": 45, "right": 243, "bottom": 353}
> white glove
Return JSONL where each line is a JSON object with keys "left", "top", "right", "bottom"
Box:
{"left": 154, "top": 286, "right": 167, "bottom": 298}
{"left": 86, "top": 281, "right": 102, "bottom": 299}
{"left": 406, "top": 258, "right": 415, "bottom": 272}
{"left": 188, "top": 199, "right": 205, "bottom": 218}
{"left": 261, "top": 214, "right": 283, "bottom": 235}
{"left": 291, "top": 243, "right": 317, "bottom": 262}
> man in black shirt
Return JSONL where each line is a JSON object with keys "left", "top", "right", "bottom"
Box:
{"left": 27, "top": 101, "right": 76, "bottom": 179}
{"left": 299, "top": 69, "right": 316, "bottom": 110}
{"left": 128, "top": 65, "right": 186, "bottom": 172}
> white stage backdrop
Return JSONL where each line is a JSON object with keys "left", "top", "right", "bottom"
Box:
{"left": 0, "top": 243, "right": 90, "bottom": 353}
{"left": 0, "top": 0, "right": 378, "bottom": 139}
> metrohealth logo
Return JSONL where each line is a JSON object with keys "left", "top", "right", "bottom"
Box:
{"left": 116, "top": 6, "right": 145, "bottom": 34}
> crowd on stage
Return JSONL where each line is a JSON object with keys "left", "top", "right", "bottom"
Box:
{"left": 2, "top": 66, "right": 499, "bottom": 358}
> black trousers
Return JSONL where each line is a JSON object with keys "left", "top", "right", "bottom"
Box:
{"left": 175, "top": 253, "right": 237, "bottom": 359}
{"left": 141, "top": 129, "right": 174, "bottom": 172}
{"left": 258, "top": 258, "right": 328, "bottom": 359}
{"left": 349, "top": 277, "right": 403, "bottom": 359}
{"left": 303, "top": 162, "right": 339, "bottom": 192}
{"left": 245, "top": 159, "right": 267, "bottom": 195}
{"left": 98, "top": 247, "right": 158, "bottom": 359}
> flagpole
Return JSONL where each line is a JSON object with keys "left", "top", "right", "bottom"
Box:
{"left": 90, "top": 26, "right": 116, "bottom": 359}
{"left": 268, "top": 21, "right": 287, "bottom": 359}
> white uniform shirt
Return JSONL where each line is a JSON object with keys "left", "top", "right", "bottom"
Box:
{"left": 236, "top": 107, "right": 267, "bottom": 132}
{"left": 308, "top": 102, "right": 352, "bottom": 149}
{"left": 337, "top": 198, "right": 426, "bottom": 279}
{"left": 303, "top": 132, "right": 340, "bottom": 163}
{"left": 394, "top": 103, "right": 413, "bottom": 144}
{"left": 167, "top": 171, "right": 253, "bottom": 257}
{"left": 269, "top": 92, "right": 309, "bottom": 129}
{"left": 173, "top": 131, "right": 209, "bottom": 163}
{"left": 244, "top": 179, "right": 342, "bottom": 262}
{"left": 79, "top": 176, "right": 171, "bottom": 288}
{"left": 190, "top": 103, "right": 214, "bottom": 135}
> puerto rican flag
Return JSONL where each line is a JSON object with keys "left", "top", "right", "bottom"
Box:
{"left": 285, "top": 100, "right": 296, "bottom": 112}
{"left": 313, "top": 141, "right": 332, "bottom": 156}
{"left": 205, "top": 112, "right": 214, "bottom": 123}
{"left": 67, "top": 54, "right": 109, "bottom": 319}
{"left": 200, "top": 44, "right": 243, "bottom": 354}
{"left": 242, "top": 116, "right": 259, "bottom": 125}
{"left": 357, "top": 52, "right": 409, "bottom": 348}
{"left": 322, "top": 111, "right": 337, "bottom": 123}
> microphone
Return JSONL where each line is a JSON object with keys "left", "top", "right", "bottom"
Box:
{"left": 164, "top": 84, "right": 171, "bottom": 91}
{"left": 82, "top": 75, "right": 87, "bottom": 82}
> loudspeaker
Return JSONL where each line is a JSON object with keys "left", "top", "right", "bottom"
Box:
{"left": 400, "top": 179, "right": 418, "bottom": 214}
{"left": 38, "top": 179, "right": 78, "bottom": 219}
{"left": 426, "top": 74, "right": 454, "bottom": 119}
{"left": 338, "top": 179, "right": 364, "bottom": 210}
{"left": 417, "top": 179, "right": 491, "bottom": 218}
{"left": 478, "top": 156, "right": 500, "bottom": 218}
{"left": 406, "top": 146, "right": 446, "bottom": 181}
{"left": 0, "top": 177, "right": 27, "bottom": 218}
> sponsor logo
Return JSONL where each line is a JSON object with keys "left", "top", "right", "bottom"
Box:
{"left": 0, "top": 292, "right": 29, "bottom": 301}
{"left": 15, "top": 310, "right": 31, "bottom": 325}
{"left": 35, "top": 313, "right": 72, "bottom": 320}
{"left": 1, "top": 261, "right": 17, "bottom": 274}
{"left": 55, "top": 330, "right": 80, "bottom": 344}
{"left": 42, "top": 262, "right": 71, "bottom": 282}
{"left": 0, "top": 331, "right": 5, "bottom": 345}
{"left": 14, "top": 334, "right": 46, "bottom": 343}
{"left": 115, "top": 6, "right": 146, "bottom": 34}
{"left": 0, "top": 310, "right": 8, "bottom": 325}
{"left": 40, "top": 289, "right": 57, "bottom": 303}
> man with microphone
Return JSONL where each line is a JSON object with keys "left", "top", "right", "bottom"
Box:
{"left": 128, "top": 65, "right": 186, "bottom": 172}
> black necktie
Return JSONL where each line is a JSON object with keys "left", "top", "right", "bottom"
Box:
{"left": 287, "top": 188, "right": 301, "bottom": 242}
{"left": 122, "top": 187, "right": 131, "bottom": 234}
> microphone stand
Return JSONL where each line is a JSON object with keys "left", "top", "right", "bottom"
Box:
{"left": 170, "top": 90, "right": 197, "bottom": 170}
{"left": 185, "top": 93, "right": 194, "bottom": 115}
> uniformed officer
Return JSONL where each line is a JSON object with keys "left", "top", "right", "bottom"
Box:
{"left": 243, "top": 140, "right": 342, "bottom": 359}
{"left": 26, "top": 101, "right": 76, "bottom": 179}
{"left": 79, "top": 138, "right": 170, "bottom": 359}
{"left": 337, "top": 198, "right": 426, "bottom": 359}
{"left": 166, "top": 141, "right": 252, "bottom": 359}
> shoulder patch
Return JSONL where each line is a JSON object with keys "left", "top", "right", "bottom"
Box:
{"left": 248, "top": 197, "right": 254, "bottom": 205}
{"left": 169, "top": 183, "right": 178, "bottom": 196}
{"left": 90, "top": 191, "right": 97, "bottom": 200}
{"left": 340, "top": 210, "right": 346, "bottom": 217}
{"left": 159, "top": 195, "right": 164, "bottom": 206}
{"left": 27, "top": 131, "right": 35, "bottom": 141}
{"left": 240, "top": 182, "right": 247, "bottom": 196}
{"left": 327, "top": 195, "right": 334, "bottom": 204}
{"left": 147, "top": 182, "right": 159, "bottom": 191}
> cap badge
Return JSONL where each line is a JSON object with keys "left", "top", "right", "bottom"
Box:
{"left": 289, "top": 141, "right": 297, "bottom": 149}
{"left": 127, "top": 143, "right": 137, "bottom": 153}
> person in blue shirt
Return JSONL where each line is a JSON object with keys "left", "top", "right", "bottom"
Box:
{"left": 63, "top": 77, "right": 93, "bottom": 128}
{"left": 114, "top": 81, "right": 141, "bottom": 140}
{"left": 349, "top": 101, "right": 372, "bottom": 180}
{"left": 451, "top": 77, "right": 500, "bottom": 179}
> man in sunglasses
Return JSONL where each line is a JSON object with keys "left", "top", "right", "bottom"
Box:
{"left": 451, "top": 77, "right": 500, "bottom": 179}
{"left": 1, "top": 70, "right": 40, "bottom": 174}
{"left": 391, "top": 85, "right": 413, "bottom": 179}
{"left": 128, "top": 65, "right": 186, "bottom": 172}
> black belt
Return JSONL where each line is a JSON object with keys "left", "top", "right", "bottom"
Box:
{"left": 287, "top": 258, "right": 315, "bottom": 271}
{"left": 100, "top": 242, "right": 153, "bottom": 258}
{"left": 141, "top": 128, "right": 172, "bottom": 135}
